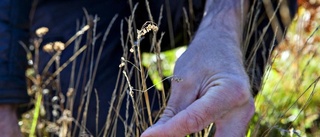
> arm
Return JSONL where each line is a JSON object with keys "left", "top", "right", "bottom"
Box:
{"left": 142, "top": 0, "right": 254, "bottom": 136}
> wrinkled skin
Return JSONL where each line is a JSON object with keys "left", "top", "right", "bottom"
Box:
{"left": 141, "top": 0, "right": 255, "bottom": 136}
{"left": 0, "top": 1, "right": 254, "bottom": 137}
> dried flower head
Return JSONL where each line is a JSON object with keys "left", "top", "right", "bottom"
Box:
{"left": 119, "top": 62, "right": 125, "bottom": 68}
{"left": 53, "top": 41, "right": 65, "bottom": 51}
{"left": 52, "top": 109, "right": 59, "bottom": 117}
{"left": 42, "top": 89, "right": 50, "bottom": 95}
{"left": 146, "top": 23, "right": 158, "bottom": 32}
{"left": 57, "top": 110, "right": 73, "bottom": 124}
{"left": 36, "top": 27, "right": 49, "bottom": 37}
{"left": 43, "top": 43, "right": 54, "bottom": 53}
{"left": 52, "top": 96, "right": 59, "bottom": 103}
{"left": 46, "top": 122, "right": 60, "bottom": 134}
{"left": 119, "top": 57, "right": 126, "bottom": 67}
{"left": 43, "top": 41, "right": 66, "bottom": 52}
{"left": 137, "top": 21, "right": 158, "bottom": 39}
{"left": 66, "top": 88, "right": 74, "bottom": 97}
{"left": 130, "top": 47, "right": 134, "bottom": 53}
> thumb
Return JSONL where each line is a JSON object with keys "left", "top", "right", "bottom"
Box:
{"left": 141, "top": 77, "right": 198, "bottom": 136}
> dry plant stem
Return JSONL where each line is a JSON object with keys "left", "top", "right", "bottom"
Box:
{"left": 242, "top": 0, "right": 260, "bottom": 54}
{"left": 305, "top": 25, "right": 319, "bottom": 42}
{"left": 94, "top": 89, "right": 99, "bottom": 136}
{"left": 74, "top": 15, "right": 117, "bottom": 136}
{"left": 102, "top": 20, "right": 127, "bottom": 137}
{"left": 19, "top": 41, "right": 33, "bottom": 63}
{"left": 183, "top": 7, "right": 192, "bottom": 40}
{"left": 296, "top": 26, "right": 320, "bottom": 87}
{"left": 20, "top": 41, "right": 38, "bottom": 83}
{"left": 130, "top": 26, "right": 147, "bottom": 129}
{"left": 111, "top": 76, "right": 128, "bottom": 137}
{"left": 101, "top": 70, "right": 122, "bottom": 137}
{"left": 43, "top": 45, "right": 87, "bottom": 86}
{"left": 90, "top": 14, "right": 118, "bottom": 90}
{"left": 80, "top": 13, "right": 118, "bottom": 136}
{"left": 164, "top": 0, "right": 175, "bottom": 48}
{"left": 155, "top": 33, "right": 166, "bottom": 107}
{"left": 243, "top": 0, "right": 262, "bottom": 64}
{"left": 148, "top": 5, "right": 163, "bottom": 52}
{"left": 34, "top": 39, "right": 42, "bottom": 74}
{"left": 42, "top": 25, "right": 90, "bottom": 75}
{"left": 188, "top": 0, "right": 195, "bottom": 33}
{"left": 203, "top": 123, "right": 214, "bottom": 137}
{"left": 263, "top": 76, "right": 320, "bottom": 136}
{"left": 262, "top": 0, "right": 284, "bottom": 42}
{"left": 80, "top": 11, "right": 94, "bottom": 134}
{"left": 111, "top": 82, "right": 128, "bottom": 136}
{"left": 288, "top": 80, "right": 318, "bottom": 134}
{"left": 157, "top": 5, "right": 163, "bottom": 32}
{"left": 141, "top": 1, "right": 158, "bottom": 126}
{"left": 136, "top": 42, "right": 153, "bottom": 126}
{"left": 55, "top": 51, "right": 64, "bottom": 113}
{"left": 145, "top": 0, "right": 154, "bottom": 22}
{"left": 121, "top": 20, "right": 133, "bottom": 137}
{"left": 246, "top": 0, "right": 285, "bottom": 69}
{"left": 29, "top": 37, "right": 42, "bottom": 137}
{"left": 142, "top": 0, "right": 159, "bottom": 126}
{"left": 126, "top": 4, "right": 144, "bottom": 135}
{"left": 68, "top": 30, "right": 83, "bottom": 137}
{"left": 66, "top": 23, "right": 83, "bottom": 137}
{"left": 259, "top": 27, "right": 317, "bottom": 133}
{"left": 72, "top": 38, "right": 90, "bottom": 137}
{"left": 123, "top": 70, "right": 141, "bottom": 129}
{"left": 128, "top": 0, "right": 137, "bottom": 37}
{"left": 125, "top": 91, "right": 131, "bottom": 136}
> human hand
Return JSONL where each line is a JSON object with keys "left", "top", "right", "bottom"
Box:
{"left": 0, "top": 104, "right": 23, "bottom": 137}
{"left": 141, "top": 36, "right": 254, "bottom": 137}
{"left": 141, "top": 1, "right": 253, "bottom": 136}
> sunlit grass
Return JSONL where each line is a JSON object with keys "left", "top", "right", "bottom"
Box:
{"left": 19, "top": 1, "right": 320, "bottom": 137}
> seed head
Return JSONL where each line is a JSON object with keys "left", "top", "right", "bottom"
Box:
{"left": 36, "top": 27, "right": 49, "bottom": 37}
{"left": 43, "top": 43, "right": 54, "bottom": 53}
{"left": 53, "top": 41, "right": 65, "bottom": 51}
{"left": 130, "top": 48, "right": 134, "bottom": 53}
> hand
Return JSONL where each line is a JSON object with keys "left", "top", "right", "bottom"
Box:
{"left": 0, "top": 104, "right": 23, "bottom": 137}
{"left": 141, "top": 1, "right": 254, "bottom": 136}
{"left": 141, "top": 37, "right": 255, "bottom": 137}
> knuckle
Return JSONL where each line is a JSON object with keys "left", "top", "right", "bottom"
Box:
{"left": 181, "top": 111, "right": 205, "bottom": 134}
{"left": 158, "top": 106, "right": 178, "bottom": 124}
{"left": 162, "top": 106, "right": 178, "bottom": 118}
{"left": 227, "top": 76, "right": 251, "bottom": 107}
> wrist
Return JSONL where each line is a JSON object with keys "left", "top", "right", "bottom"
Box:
{"left": 198, "top": 0, "right": 249, "bottom": 42}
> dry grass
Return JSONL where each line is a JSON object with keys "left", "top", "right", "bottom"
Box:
{"left": 19, "top": 0, "right": 320, "bottom": 137}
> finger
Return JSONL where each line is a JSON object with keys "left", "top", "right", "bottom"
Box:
{"left": 155, "top": 76, "right": 198, "bottom": 125}
{"left": 142, "top": 81, "right": 251, "bottom": 137}
{"left": 215, "top": 97, "right": 255, "bottom": 136}
{"left": 142, "top": 86, "right": 228, "bottom": 136}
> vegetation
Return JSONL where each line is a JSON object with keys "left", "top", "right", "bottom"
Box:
{"left": 19, "top": 0, "right": 319, "bottom": 136}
